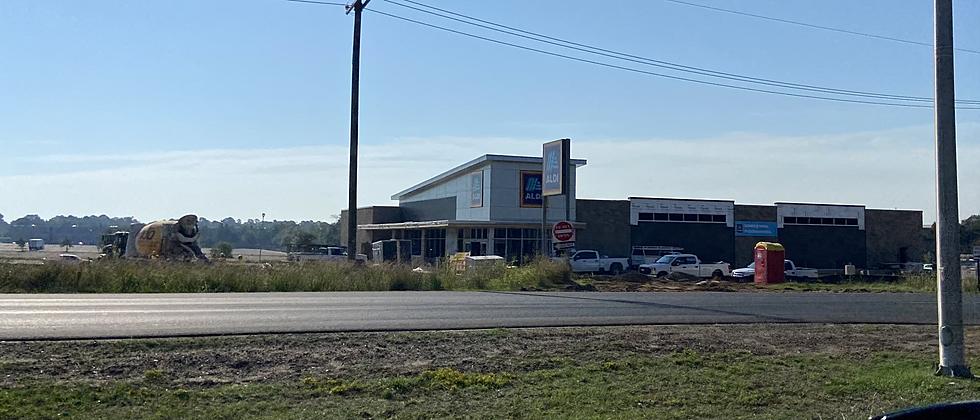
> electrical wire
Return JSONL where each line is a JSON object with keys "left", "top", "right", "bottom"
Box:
{"left": 285, "top": 0, "right": 347, "bottom": 7}
{"left": 663, "top": 0, "right": 980, "bottom": 55}
{"left": 367, "top": 8, "right": 980, "bottom": 109}
{"left": 284, "top": 0, "right": 980, "bottom": 110}
{"left": 387, "top": 0, "right": 980, "bottom": 105}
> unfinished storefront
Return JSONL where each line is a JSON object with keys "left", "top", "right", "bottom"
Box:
{"left": 341, "top": 154, "right": 926, "bottom": 269}
{"left": 340, "top": 154, "right": 586, "bottom": 264}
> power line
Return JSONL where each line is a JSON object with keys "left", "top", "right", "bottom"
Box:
{"left": 285, "top": 0, "right": 347, "bottom": 6}
{"left": 285, "top": 0, "right": 980, "bottom": 110}
{"left": 386, "top": 0, "right": 980, "bottom": 105}
{"left": 663, "top": 0, "right": 980, "bottom": 55}
{"left": 366, "top": 8, "right": 980, "bottom": 110}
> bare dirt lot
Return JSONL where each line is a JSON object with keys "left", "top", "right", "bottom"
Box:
{"left": 3, "top": 325, "right": 979, "bottom": 419}
{"left": 2, "top": 324, "right": 976, "bottom": 388}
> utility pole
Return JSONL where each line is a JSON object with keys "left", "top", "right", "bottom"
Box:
{"left": 346, "top": 0, "right": 370, "bottom": 260}
{"left": 933, "top": 0, "right": 971, "bottom": 378}
{"left": 259, "top": 212, "right": 265, "bottom": 263}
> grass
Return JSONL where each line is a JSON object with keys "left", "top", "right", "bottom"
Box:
{"left": 0, "top": 258, "right": 571, "bottom": 293}
{"left": 3, "top": 351, "right": 977, "bottom": 419}
{"left": 1, "top": 258, "right": 974, "bottom": 294}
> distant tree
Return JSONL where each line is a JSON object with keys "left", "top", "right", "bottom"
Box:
{"left": 60, "top": 238, "right": 73, "bottom": 252}
{"left": 961, "top": 214, "right": 980, "bottom": 253}
{"left": 280, "top": 230, "right": 317, "bottom": 249}
{"left": 210, "top": 242, "right": 234, "bottom": 259}
{"left": 296, "top": 231, "right": 316, "bottom": 247}
{"left": 15, "top": 238, "right": 26, "bottom": 252}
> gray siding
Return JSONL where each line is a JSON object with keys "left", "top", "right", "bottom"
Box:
{"left": 576, "top": 199, "right": 630, "bottom": 257}
{"left": 778, "top": 226, "right": 866, "bottom": 269}
{"left": 401, "top": 197, "right": 457, "bottom": 222}
{"left": 865, "top": 209, "right": 925, "bottom": 267}
{"left": 340, "top": 206, "right": 404, "bottom": 256}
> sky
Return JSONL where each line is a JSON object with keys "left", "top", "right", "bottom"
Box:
{"left": 1, "top": 0, "right": 978, "bottom": 223}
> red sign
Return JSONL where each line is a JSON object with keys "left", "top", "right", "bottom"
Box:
{"left": 552, "top": 221, "right": 575, "bottom": 242}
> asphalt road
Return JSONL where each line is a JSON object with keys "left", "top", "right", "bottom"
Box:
{"left": 1, "top": 291, "right": 978, "bottom": 340}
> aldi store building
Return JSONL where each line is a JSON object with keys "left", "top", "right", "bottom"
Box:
{"left": 341, "top": 154, "right": 926, "bottom": 269}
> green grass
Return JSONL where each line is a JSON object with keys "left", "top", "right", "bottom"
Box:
{"left": 0, "top": 258, "right": 571, "bottom": 293}
{"left": 3, "top": 352, "right": 977, "bottom": 419}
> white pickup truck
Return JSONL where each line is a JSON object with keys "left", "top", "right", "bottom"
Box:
{"left": 568, "top": 250, "right": 629, "bottom": 275}
{"left": 731, "top": 260, "right": 818, "bottom": 280}
{"left": 638, "top": 254, "right": 731, "bottom": 278}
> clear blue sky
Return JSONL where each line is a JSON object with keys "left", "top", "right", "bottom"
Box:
{"left": 1, "top": 0, "right": 978, "bottom": 222}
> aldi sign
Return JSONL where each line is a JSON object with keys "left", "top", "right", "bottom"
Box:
{"left": 520, "top": 171, "right": 543, "bottom": 208}
{"left": 542, "top": 139, "right": 569, "bottom": 196}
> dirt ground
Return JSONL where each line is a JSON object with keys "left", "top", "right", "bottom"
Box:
{"left": 2, "top": 324, "right": 976, "bottom": 389}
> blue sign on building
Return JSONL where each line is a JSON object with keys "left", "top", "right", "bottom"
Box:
{"left": 520, "top": 171, "right": 543, "bottom": 208}
{"left": 735, "top": 221, "right": 778, "bottom": 237}
{"left": 542, "top": 139, "right": 567, "bottom": 196}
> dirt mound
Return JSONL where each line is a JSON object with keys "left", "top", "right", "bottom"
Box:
{"left": 590, "top": 278, "right": 743, "bottom": 292}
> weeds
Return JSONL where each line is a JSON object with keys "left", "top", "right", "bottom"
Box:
{"left": 0, "top": 259, "right": 572, "bottom": 293}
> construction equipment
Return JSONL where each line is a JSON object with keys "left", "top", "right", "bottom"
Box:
{"left": 99, "top": 229, "right": 130, "bottom": 258}
{"left": 99, "top": 214, "right": 209, "bottom": 262}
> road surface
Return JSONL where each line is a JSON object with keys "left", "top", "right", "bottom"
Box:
{"left": 1, "top": 291, "right": 978, "bottom": 340}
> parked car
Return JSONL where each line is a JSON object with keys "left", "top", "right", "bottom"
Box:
{"left": 567, "top": 250, "right": 629, "bottom": 275}
{"left": 639, "top": 254, "right": 730, "bottom": 279}
{"left": 731, "top": 260, "right": 818, "bottom": 280}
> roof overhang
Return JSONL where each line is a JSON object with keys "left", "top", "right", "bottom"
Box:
{"left": 391, "top": 154, "right": 587, "bottom": 201}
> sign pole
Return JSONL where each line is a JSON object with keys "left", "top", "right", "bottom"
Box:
{"left": 543, "top": 138, "right": 571, "bottom": 257}
{"left": 563, "top": 139, "right": 571, "bottom": 224}
{"left": 540, "top": 195, "right": 548, "bottom": 257}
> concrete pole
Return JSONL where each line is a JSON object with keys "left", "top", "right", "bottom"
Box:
{"left": 934, "top": 0, "right": 971, "bottom": 378}
{"left": 259, "top": 212, "right": 265, "bottom": 263}
{"left": 346, "top": 0, "right": 370, "bottom": 260}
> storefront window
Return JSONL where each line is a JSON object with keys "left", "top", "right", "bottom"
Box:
{"left": 406, "top": 230, "right": 422, "bottom": 255}
{"left": 424, "top": 229, "right": 446, "bottom": 260}
{"left": 492, "top": 228, "right": 543, "bottom": 264}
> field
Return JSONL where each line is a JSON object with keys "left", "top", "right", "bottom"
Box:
{"left": 2, "top": 324, "right": 978, "bottom": 419}
{"left": 1, "top": 253, "right": 978, "bottom": 294}
{"left": 0, "top": 243, "right": 288, "bottom": 264}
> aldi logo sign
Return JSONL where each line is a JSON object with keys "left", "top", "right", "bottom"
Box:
{"left": 542, "top": 139, "right": 569, "bottom": 196}
{"left": 520, "top": 171, "right": 543, "bottom": 208}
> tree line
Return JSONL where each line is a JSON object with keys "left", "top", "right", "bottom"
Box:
{"left": 0, "top": 213, "right": 340, "bottom": 250}
{"left": 2, "top": 212, "right": 980, "bottom": 254}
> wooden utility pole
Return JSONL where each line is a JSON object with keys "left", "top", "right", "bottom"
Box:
{"left": 346, "top": 0, "right": 370, "bottom": 260}
{"left": 933, "top": 0, "right": 971, "bottom": 378}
